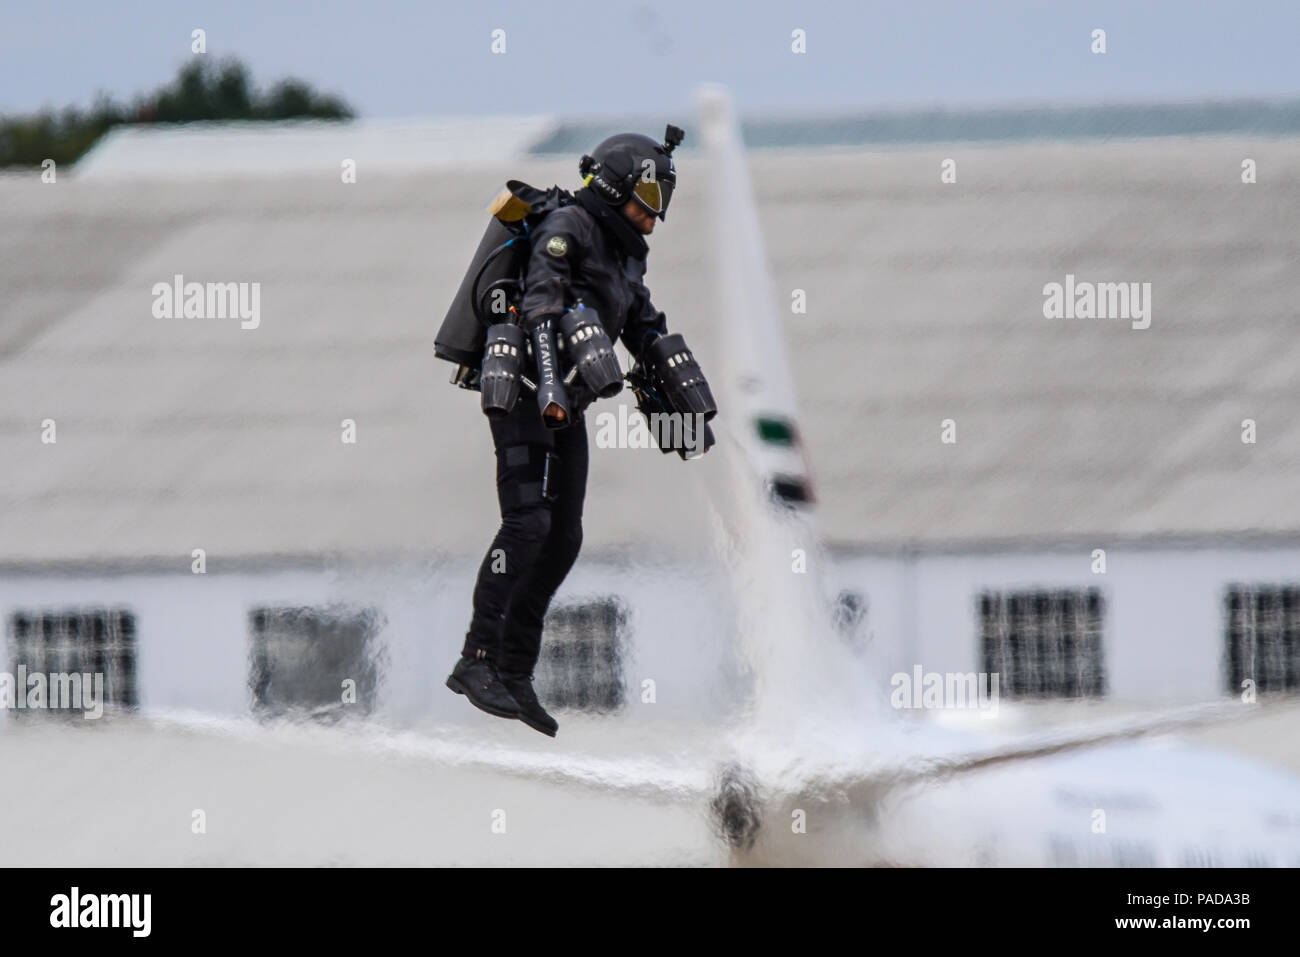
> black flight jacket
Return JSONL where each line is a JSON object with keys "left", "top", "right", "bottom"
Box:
{"left": 518, "top": 191, "right": 669, "bottom": 379}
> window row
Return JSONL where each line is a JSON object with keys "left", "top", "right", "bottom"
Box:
{"left": 4, "top": 599, "right": 631, "bottom": 718}
{"left": 835, "top": 584, "right": 1300, "bottom": 700}
{"left": 6, "top": 585, "right": 1296, "bottom": 715}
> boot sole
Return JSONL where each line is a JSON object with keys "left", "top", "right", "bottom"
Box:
{"left": 515, "top": 711, "right": 559, "bottom": 738}
{"left": 445, "top": 674, "right": 521, "bottom": 720}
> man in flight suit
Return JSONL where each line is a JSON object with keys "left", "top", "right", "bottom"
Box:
{"left": 446, "top": 130, "right": 689, "bottom": 736}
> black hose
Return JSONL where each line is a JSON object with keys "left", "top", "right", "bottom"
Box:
{"left": 470, "top": 237, "right": 522, "bottom": 328}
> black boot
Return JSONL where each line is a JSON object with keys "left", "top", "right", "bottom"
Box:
{"left": 446, "top": 652, "right": 521, "bottom": 720}
{"left": 498, "top": 671, "right": 558, "bottom": 737}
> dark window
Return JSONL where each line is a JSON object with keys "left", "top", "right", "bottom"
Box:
{"left": 1224, "top": 585, "right": 1300, "bottom": 695}
{"left": 768, "top": 474, "right": 814, "bottom": 507}
{"left": 7, "top": 608, "right": 138, "bottom": 714}
{"left": 248, "top": 605, "right": 384, "bottom": 720}
{"left": 978, "top": 588, "right": 1105, "bottom": 698}
{"left": 832, "top": 589, "right": 867, "bottom": 642}
{"left": 535, "top": 598, "right": 628, "bottom": 713}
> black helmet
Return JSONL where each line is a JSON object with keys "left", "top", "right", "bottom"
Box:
{"left": 580, "top": 124, "right": 684, "bottom": 221}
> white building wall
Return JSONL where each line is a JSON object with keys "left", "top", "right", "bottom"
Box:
{"left": 833, "top": 543, "right": 1300, "bottom": 707}
{"left": 5, "top": 542, "right": 1297, "bottom": 725}
{"left": 0, "top": 558, "right": 732, "bottom": 725}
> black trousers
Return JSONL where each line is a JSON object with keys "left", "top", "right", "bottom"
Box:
{"left": 461, "top": 397, "right": 589, "bottom": 675}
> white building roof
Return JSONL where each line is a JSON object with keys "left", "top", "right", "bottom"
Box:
{"left": 74, "top": 117, "right": 559, "bottom": 179}
{"left": 2, "top": 128, "right": 1299, "bottom": 565}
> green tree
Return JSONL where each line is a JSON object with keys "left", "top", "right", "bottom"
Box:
{"left": 0, "top": 57, "right": 353, "bottom": 168}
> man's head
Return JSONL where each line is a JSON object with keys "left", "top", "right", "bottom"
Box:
{"left": 621, "top": 198, "right": 657, "bottom": 234}
{"left": 580, "top": 125, "right": 684, "bottom": 227}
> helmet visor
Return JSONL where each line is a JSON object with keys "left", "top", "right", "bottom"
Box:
{"left": 632, "top": 176, "right": 673, "bottom": 218}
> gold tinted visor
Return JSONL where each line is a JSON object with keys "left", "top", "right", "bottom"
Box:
{"left": 632, "top": 177, "right": 673, "bottom": 217}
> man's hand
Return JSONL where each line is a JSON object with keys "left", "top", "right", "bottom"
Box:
{"left": 566, "top": 381, "right": 596, "bottom": 418}
{"left": 538, "top": 382, "right": 594, "bottom": 425}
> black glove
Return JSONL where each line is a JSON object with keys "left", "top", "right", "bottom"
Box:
{"left": 567, "top": 379, "right": 596, "bottom": 418}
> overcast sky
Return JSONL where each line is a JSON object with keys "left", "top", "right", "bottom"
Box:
{"left": 3, "top": 0, "right": 1298, "bottom": 118}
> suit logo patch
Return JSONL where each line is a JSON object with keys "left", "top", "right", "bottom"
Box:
{"left": 546, "top": 236, "right": 569, "bottom": 257}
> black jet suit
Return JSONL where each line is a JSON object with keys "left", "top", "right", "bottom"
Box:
{"left": 460, "top": 187, "right": 668, "bottom": 675}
